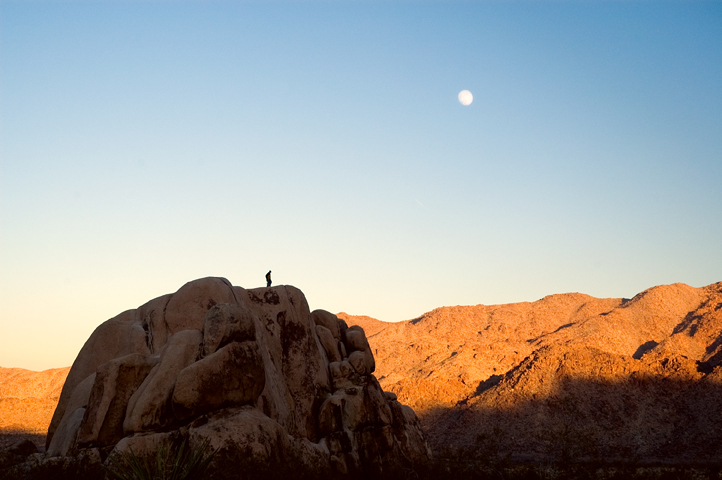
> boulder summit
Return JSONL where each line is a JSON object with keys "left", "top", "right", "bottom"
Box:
{"left": 35, "top": 277, "right": 430, "bottom": 479}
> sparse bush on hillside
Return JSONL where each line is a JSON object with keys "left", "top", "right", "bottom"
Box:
{"left": 105, "top": 437, "right": 216, "bottom": 480}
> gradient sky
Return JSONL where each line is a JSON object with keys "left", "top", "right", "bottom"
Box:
{"left": 1, "top": 1, "right": 721, "bottom": 371}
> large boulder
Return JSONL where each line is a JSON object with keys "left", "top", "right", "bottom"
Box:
{"left": 46, "top": 372, "right": 96, "bottom": 456}
{"left": 173, "top": 340, "right": 265, "bottom": 418}
{"left": 202, "top": 302, "right": 257, "bottom": 356}
{"left": 241, "top": 285, "right": 332, "bottom": 441}
{"left": 46, "top": 307, "right": 154, "bottom": 448}
{"left": 37, "top": 277, "right": 431, "bottom": 479}
{"left": 164, "top": 277, "right": 239, "bottom": 336}
{"left": 123, "top": 329, "right": 203, "bottom": 433}
{"left": 76, "top": 353, "right": 158, "bottom": 448}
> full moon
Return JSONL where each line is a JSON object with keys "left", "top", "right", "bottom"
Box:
{"left": 458, "top": 90, "right": 473, "bottom": 106}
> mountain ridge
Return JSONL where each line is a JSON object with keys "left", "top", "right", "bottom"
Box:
{"left": 342, "top": 281, "right": 722, "bottom": 462}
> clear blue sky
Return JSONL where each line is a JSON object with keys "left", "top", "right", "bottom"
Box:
{"left": 1, "top": 1, "right": 720, "bottom": 370}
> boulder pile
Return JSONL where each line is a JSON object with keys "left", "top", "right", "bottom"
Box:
{"left": 34, "top": 277, "right": 430, "bottom": 479}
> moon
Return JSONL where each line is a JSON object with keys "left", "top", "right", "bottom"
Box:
{"left": 458, "top": 90, "right": 473, "bottom": 106}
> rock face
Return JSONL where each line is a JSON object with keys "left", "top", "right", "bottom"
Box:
{"left": 344, "top": 281, "right": 722, "bottom": 464}
{"left": 43, "top": 278, "right": 431, "bottom": 478}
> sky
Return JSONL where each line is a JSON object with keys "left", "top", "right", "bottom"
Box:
{"left": 1, "top": 1, "right": 721, "bottom": 371}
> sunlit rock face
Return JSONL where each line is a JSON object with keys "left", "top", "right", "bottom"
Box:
{"left": 44, "top": 277, "right": 432, "bottom": 478}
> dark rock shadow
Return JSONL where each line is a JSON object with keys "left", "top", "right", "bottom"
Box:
{"left": 632, "top": 341, "right": 659, "bottom": 359}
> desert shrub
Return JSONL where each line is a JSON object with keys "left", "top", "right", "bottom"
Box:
{"left": 105, "top": 437, "right": 216, "bottom": 480}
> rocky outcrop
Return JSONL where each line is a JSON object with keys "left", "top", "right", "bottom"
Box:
{"left": 38, "top": 278, "right": 431, "bottom": 479}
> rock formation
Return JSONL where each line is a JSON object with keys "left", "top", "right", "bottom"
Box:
{"left": 33, "top": 277, "right": 431, "bottom": 479}
{"left": 345, "top": 281, "right": 722, "bottom": 464}
{"left": 5, "top": 279, "right": 722, "bottom": 475}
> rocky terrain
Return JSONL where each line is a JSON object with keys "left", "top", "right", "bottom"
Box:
{"left": 343, "top": 281, "right": 722, "bottom": 464}
{"left": 3, "top": 279, "right": 722, "bottom": 476}
{"left": 1, "top": 277, "right": 431, "bottom": 480}
{"left": 0, "top": 367, "right": 70, "bottom": 450}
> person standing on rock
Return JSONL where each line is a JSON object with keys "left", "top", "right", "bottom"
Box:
{"left": 266, "top": 270, "right": 272, "bottom": 287}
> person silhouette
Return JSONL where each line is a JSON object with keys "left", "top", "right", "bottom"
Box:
{"left": 266, "top": 270, "right": 272, "bottom": 287}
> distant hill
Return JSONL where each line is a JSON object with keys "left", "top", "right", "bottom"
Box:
{"left": 336, "top": 312, "right": 388, "bottom": 337}
{"left": 343, "top": 281, "right": 722, "bottom": 463}
{"left": 0, "top": 366, "right": 70, "bottom": 450}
